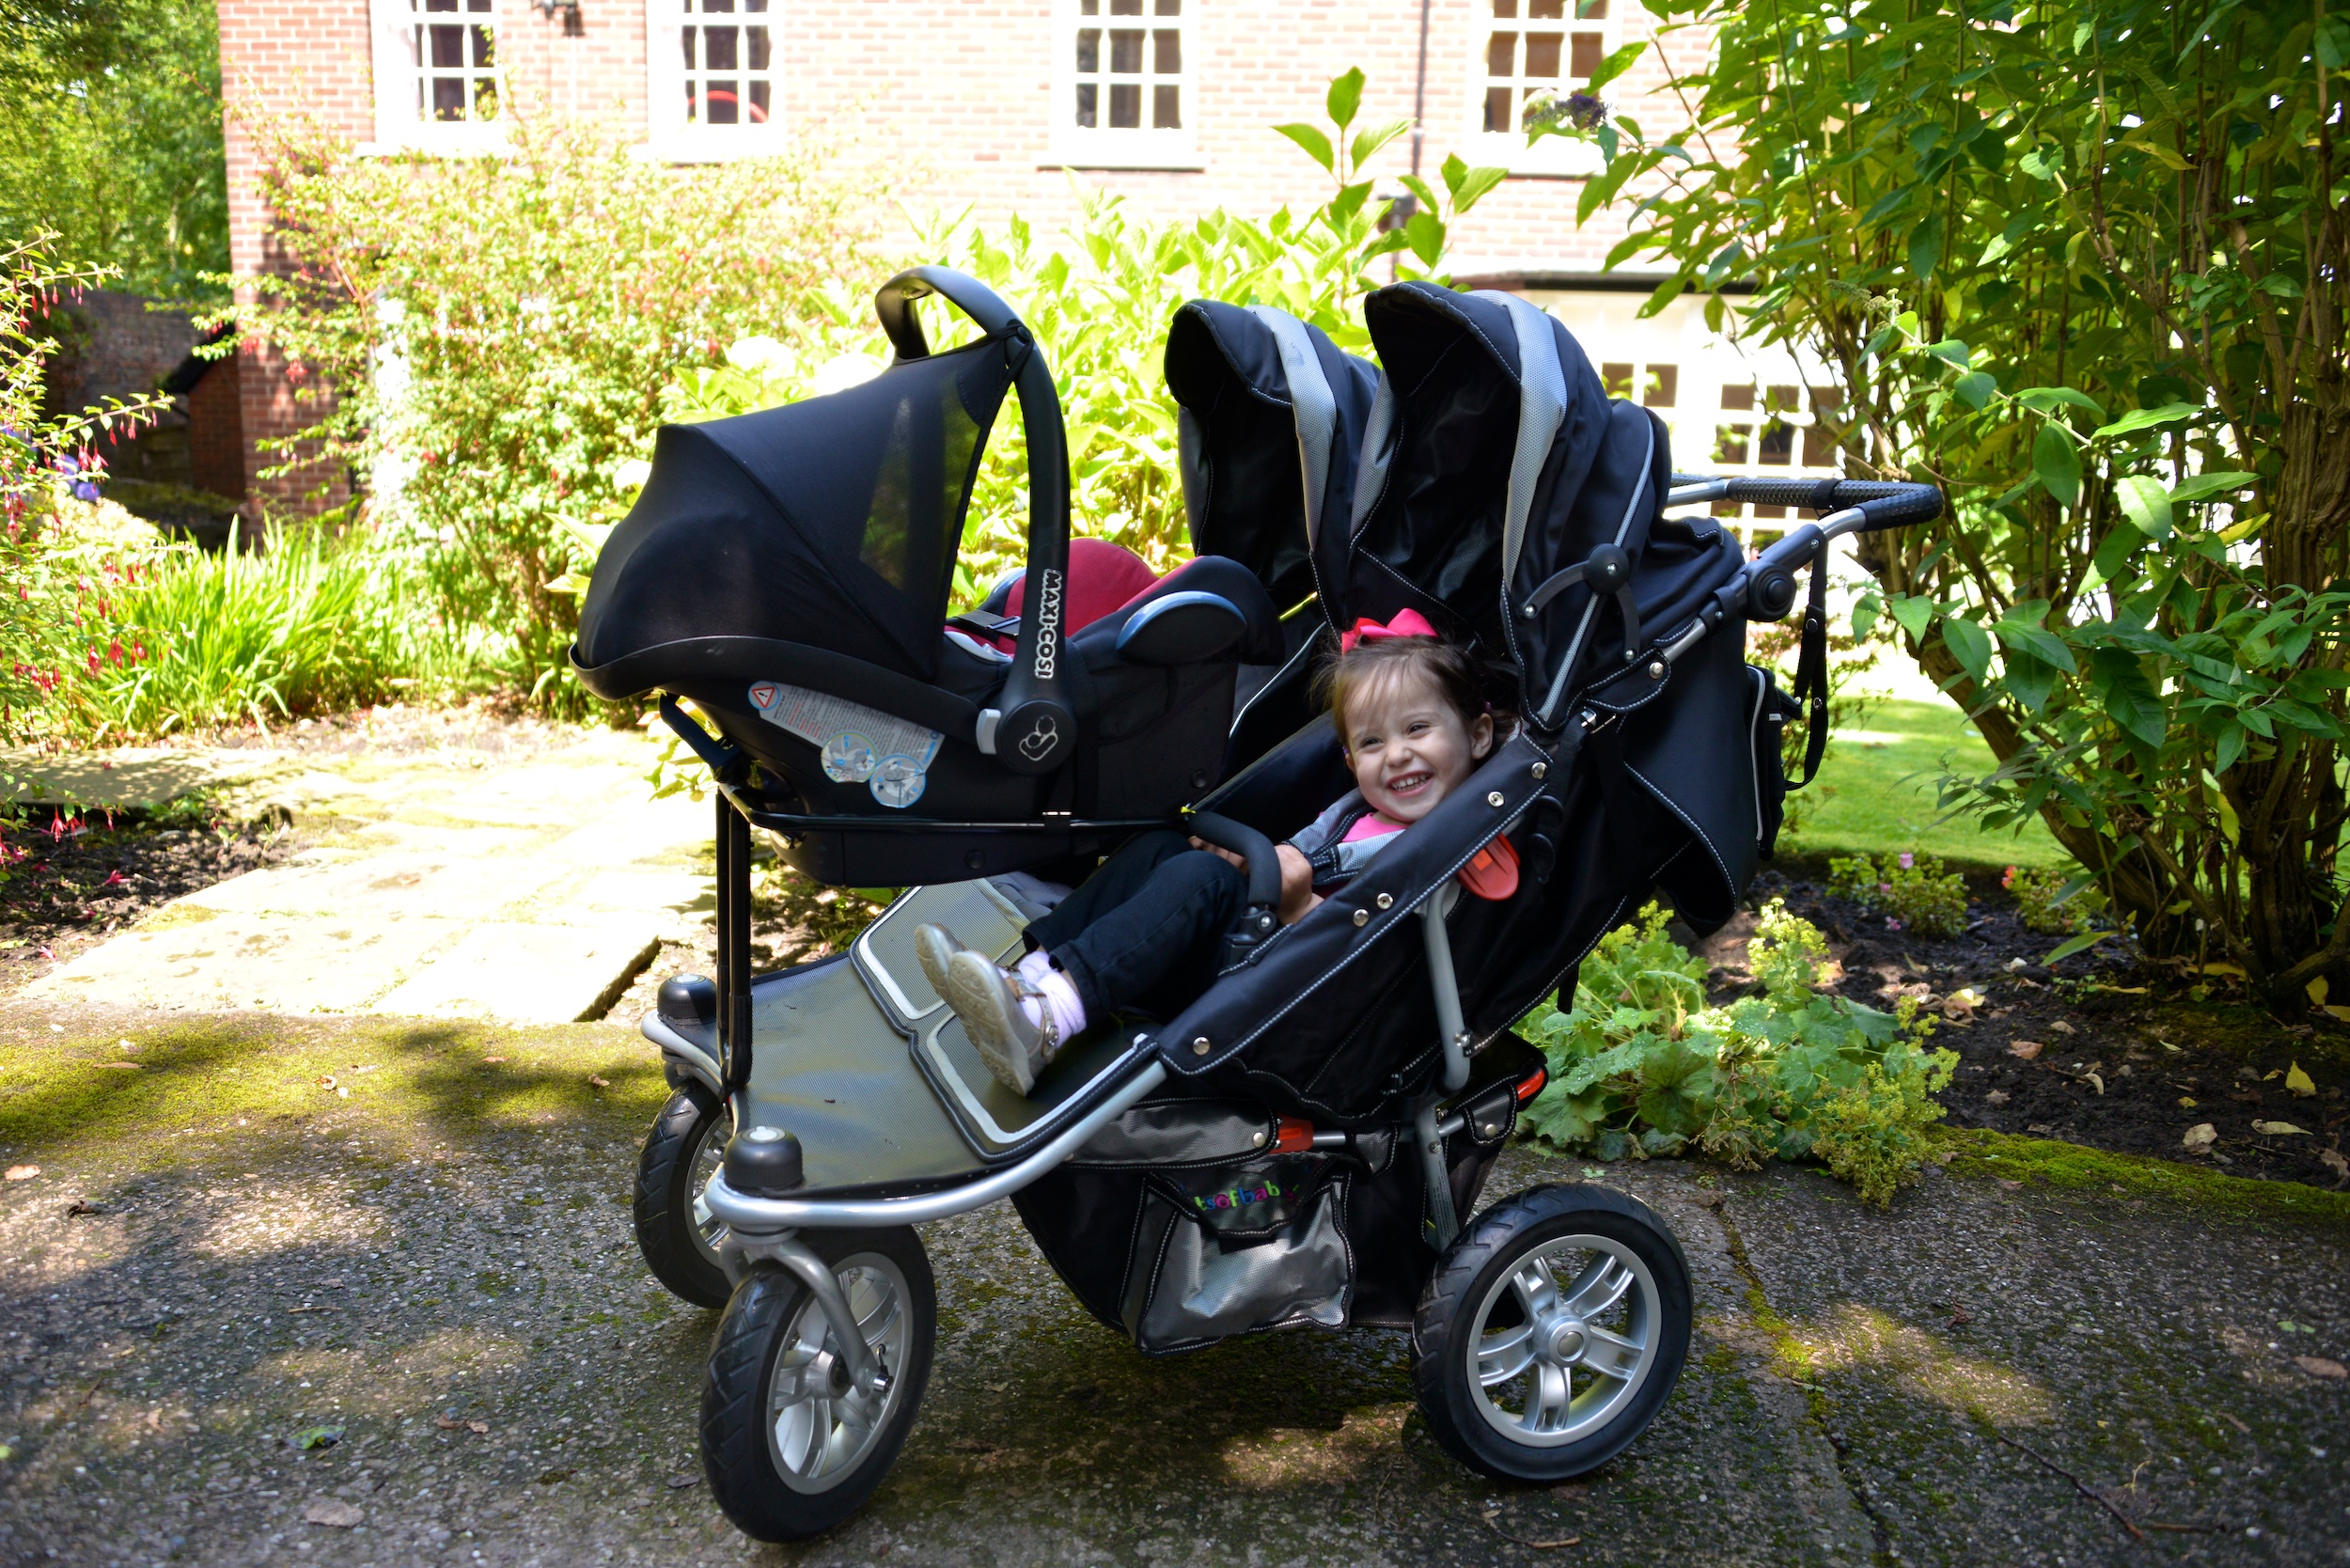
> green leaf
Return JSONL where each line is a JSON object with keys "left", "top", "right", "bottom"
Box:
{"left": 1952, "top": 370, "right": 1997, "bottom": 409}
{"left": 2168, "top": 470, "right": 2257, "bottom": 505}
{"left": 2213, "top": 718, "right": 2248, "bottom": 775}
{"left": 1585, "top": 39, "right": 1647, "bottom": 92}
{"left": 1324, "top": 67, "right": 1365, "bottom": 133}
{"left": 2090, "top": 647, "right": 2169, "bottom": 752}
{"left": 2092, "top": 401, "right": 2201, "bottom": 440}
{"left": 2032, "top": 423, "right": 2082, "bottom": 509}
{"left": 2045, "top": 930, "right": 2109, "bottom": 963}
{"left": 1403, "top": 209, "right": 1446, "bottom": 268}
{"left": 2014, "top": 386, "right": 2107, "bottom": 417}
{"left": 2115, "top": 474, "right": 2173, "bottom": 538}
{"left": 1907, "top": 212, "right": 1947, "bottom": 281}
{"left": 1925, "top": 337, "right": 1970, "bottom": 368}
{"left": 2000, "top": 650, "right": 2060, "bottom": 713}
{"left": 1447, "top": 160, "right": 1510, "bottom": 215}
{"left": 1850, "top": 588, "right": 1883, "bottom": 641}
{"left": 1397, "top": 173, "right": 1440, "bottom": 215}
{"left": 1349, "top": 117, "right": 1413, "bottom": 175}
{"left": 1994, "top": 616, "right": 2078, "bottom": 673}
{"left": 2087, "top": 524, "right": 2141, "bottom": 588}
{"left": 1885, "top": 592, "right": 1936, "bottom": 643}
{"left": 1273, "top": 123, "right": 1335, "bottom": 175}
{"left": 1940, "top": 616, "right": 1996, "bottom": 684}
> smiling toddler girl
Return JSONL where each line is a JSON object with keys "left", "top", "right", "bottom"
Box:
{"left": 916, "top": 609, "right": 1500, "bottom": 1094}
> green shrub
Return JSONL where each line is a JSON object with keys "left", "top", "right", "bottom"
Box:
{"left": 1516, "top": 902, "right": 1956, "bottom": 1207}
{"left": 2001, "top": 863, "right": 2105, "bottom": 936}
{"left": 75, "top": 526, "right": 474, "bottom": 738}
{"left": 1823, "top": 850, "right": 1969, "bottom": 938}
{"left": 229, "top": 107, "right": 871, "bottom": 707}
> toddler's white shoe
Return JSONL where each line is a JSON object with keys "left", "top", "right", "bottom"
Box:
{"left": 912, "top": 923, "right": 969, "bottom": 998}
{"left": 941, "top": 950, "right": 1059, "bottom": 1096}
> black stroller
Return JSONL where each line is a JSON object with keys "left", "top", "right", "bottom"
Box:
{"left": 571, "top": 268, "right": 1939, "bottom": 1543}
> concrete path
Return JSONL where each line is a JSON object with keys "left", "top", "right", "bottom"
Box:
{"left": 0, "top": 1005, "right": 2343, "bottom": 1568}
{"left": 14, "top": 727, "right": 709, "bottom": 1025}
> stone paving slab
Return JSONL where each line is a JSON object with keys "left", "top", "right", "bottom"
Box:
{"left": 0, "top": 746, "right": 285, "bottom": 810}
{"left": 13, "top": 729, "right": 709, "bottom": 1025}
{"left": 0, "top": 1003, "right": 2342, "bottom": 1568}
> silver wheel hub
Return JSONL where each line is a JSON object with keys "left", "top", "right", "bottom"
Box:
{"left": 688, "top": 1104, "right": 734, "bottom": 1267}
{"left": 764, "top": 1253, "right": 910, "bottom": 1494}
{"left": 1466, "top": 1233, "right": 1660, "bottom": 1448}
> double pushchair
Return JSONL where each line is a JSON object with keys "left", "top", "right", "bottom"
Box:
{"left": 571, "top": 267, "right": 1939, "bottom": 1542}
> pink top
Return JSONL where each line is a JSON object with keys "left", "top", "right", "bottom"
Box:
{"left": 1341, "top": 813, "right": 1407, "bottom": 845}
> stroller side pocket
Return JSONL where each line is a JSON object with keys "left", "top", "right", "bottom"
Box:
{"left": 1122, "top": 1154, "right": 1353, "bottom": 1354}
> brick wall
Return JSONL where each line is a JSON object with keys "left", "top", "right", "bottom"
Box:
{"left": 217, "top": 0, "right": 1705, "bottom": 510}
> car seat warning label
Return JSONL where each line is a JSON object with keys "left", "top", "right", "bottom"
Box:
{"left": 746, "top": 683, "right": 943, "bottom": 809}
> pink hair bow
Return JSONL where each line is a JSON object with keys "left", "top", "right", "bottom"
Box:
{"left": 1339, "top": 607, "right": 1438, "bottom": 651}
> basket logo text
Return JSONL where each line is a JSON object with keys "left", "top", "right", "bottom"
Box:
{"left": 1192, "top": 1179, "right": 1283, "bottom": 1215}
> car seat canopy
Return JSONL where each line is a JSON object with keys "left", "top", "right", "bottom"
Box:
{"left": 577, "top": 341, "right": 1014, "bottom": 687}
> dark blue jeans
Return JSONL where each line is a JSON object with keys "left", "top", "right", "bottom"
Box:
{"left": 1023, "top": 830, "right": 1245, "bottom": 1022}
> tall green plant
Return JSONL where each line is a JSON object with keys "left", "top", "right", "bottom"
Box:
{"left": 229, "top": 107, "right": 872, "bottom": 707}
{"left": 1558, "top": 0, "right": 2350, "bottom": 1009}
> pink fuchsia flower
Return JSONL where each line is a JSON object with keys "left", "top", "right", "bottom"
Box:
{"left": 1897, "top": 852, "right": 1914, "bottom": 870}
{"left": 1886, "top": 917, "right": 1903, "bottom": 931}
{"left": 2002, "top": 866, "right": 2017, "bottom": 888}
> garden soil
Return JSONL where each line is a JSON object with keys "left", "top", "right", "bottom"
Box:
{"left": 1711, "top": 867, "right": 2350, "bottom": 1193}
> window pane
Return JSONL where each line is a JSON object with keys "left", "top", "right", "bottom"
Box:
{"left": 1080, "top": 0, "right": 1096, "bottom": 11}
{"left": 1153, "top": 83, "right": 1180, "bottom": 127}
{"left": 685, "top": 79, "right": 697, "bottom": 121}
{"left": 745, "top": 0, "right": 767, "bottom": 10}
{"left": 424, "top": 0, "right": 456, "bottom": 12}
{"left": 1570, "top": 31, "right": 1601, "bottom": 77}
{"left": 1758, "top": 421, "right": 1794, "bottom": 465}
{"left": 432, "top": 76, "right": 466, "bottom": 119}
{"left": 747, "top": 24, "right": 768, "bottom": 68}
{"left": 1075, "top": 82, "right": 1097, "bottom": 126}
{"left": 1110, "top": 29, "right": 1141, "bottom": 71}
{"left": 1482, "top": 86, "right": 1513, "bottom": 133}
{"left": 1524, "top": 32, "right": 1559, "bottom": 76}
{"left": 748, "top": 79, "right": 770, "bottom": 122}
{"left": 1719, "top": 384, "right": 1756, "bottom": 411}
{"left": 1643, "top": 365, "right": 1679, "bottom": 407}
{"left": 1110, "top": 0, "right": 1142, "bottom": 12}
{"left": 704, "top": 0, "right": 733, "bottom": 11}
{"left": 1528, "top": 0, "right": 1563, "bottom": 15}
{"left": 1075, "top": 27, "right": 1098, "bottom": 71}
{"left": 473, "top": 76, "right": 496, "bottom": 118}
{"left": 706, "top": 26, "right": 737, "bottom": 69}
{"left": 430, "top": 24, "right": 463, "bottom": 67}
{"left": 1109, "top": 82, "right": 1139, "bottom": 126}
{"left": 682, "top": 27, "right": 695, "bottom": 66}
{"left": 1153, "top": 28, "right": 1179, "bottom": 71}
{"left": 1576, "top": 0, "right": 1608, "bottom": 15}
{"left": 708, "top": 81, "right": 739, "bottom": 122}
{"left": 1599, "top": 362, "right": 1634, "bottom": 399}
{"left": 1486, "top": 31, "right": 1515, "bottom": 74}
{"left": 469, "top": 23, "right": 492, "bottom": 64}
{"left": 1491, "top": 0, "right": 1516, "bottom": 14}
{"left": 1716, "top": 428, "right": 1751, "bottom": 464}
{"left": 1155, "top": 0, "right": 1180, "bottom": 11}
{"left": 464, "top": 0, "right": 489, "bottom": 10}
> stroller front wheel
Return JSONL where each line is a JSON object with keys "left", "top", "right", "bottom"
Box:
{"left": 1412, "top": 1183, "right": 1691, "bottom": 1482}
{"left": 700, "top": 1227, "right": 936, "bottom": 1543}
{"left": 634, "top": 1083, "right": 735, "bottom": 1308}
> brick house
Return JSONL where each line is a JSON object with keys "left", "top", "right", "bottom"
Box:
{"left": 216, "top": 0, "right": 1827, "bottom": 522}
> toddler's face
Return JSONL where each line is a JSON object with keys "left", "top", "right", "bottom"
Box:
{"left": 1342, "top": 667, "right": 1494, "bottom": 825}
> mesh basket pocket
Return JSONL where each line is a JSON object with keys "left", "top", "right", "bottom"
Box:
{"left": 1120, "top": 1154, "right": 1353, "bottom": 1354}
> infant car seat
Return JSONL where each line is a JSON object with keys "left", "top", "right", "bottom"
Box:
{"left": 571, "top": 268, "right": 1283, "bottom": 886}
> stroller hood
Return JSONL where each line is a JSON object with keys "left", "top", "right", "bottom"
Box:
{"left": 575, "top": 337, "right": 1016, "bottom": 691}
{"left": 1339, "top": 283, "right": 1741, "bottom": 729}
{"left": 1165, "top": 302, "right": 1379, "bottom": 619}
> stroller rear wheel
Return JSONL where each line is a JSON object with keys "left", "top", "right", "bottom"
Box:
{"left": 634, "top": 1083, "right": 735, "bottom": 1308}
{"left": 1412, "top": 1183, "right": 1690, "bottom": 1482}
{"left": 700, "top": 1227, "right": 936, "bottom": 1543}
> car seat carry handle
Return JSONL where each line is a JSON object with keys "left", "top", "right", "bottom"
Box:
{"left": 1185, "top": 810, "right": 1283, "bottom": 960}
{"left": 874, "top": 266, "right": 1077, "bottom": 776}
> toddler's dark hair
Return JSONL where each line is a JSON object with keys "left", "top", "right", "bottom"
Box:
{"left": 1315, "top": 632, "right": 1505, "bottom": 749}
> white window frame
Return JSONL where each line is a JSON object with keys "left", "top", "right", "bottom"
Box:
{"left": 366, "top": 0, "right": 509, "bottom": 154}
{"left": 645, "top": 0, "right": 791, "bottom": 161}
{"left": 1465, "top": 0, "right": 1619, "bottom": 178}
{"left": 1046, "top": 0, "right": 1200, "bottom": 172}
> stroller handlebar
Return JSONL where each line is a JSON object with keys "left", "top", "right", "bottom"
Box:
{"left": 1185, "top": 811, "right": 1286, "bottom": 951}
{"left": 1668, "top": 474, "right": 1944, "bottom": 536}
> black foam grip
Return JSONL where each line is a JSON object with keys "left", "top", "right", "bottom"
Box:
{"left": 1186, "top": 811, "right": 1285, "bottom": 913}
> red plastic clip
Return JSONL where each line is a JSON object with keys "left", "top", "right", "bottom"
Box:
{"left": 1457, "top": 834, "right": 1521, "bottom": 901}
{"left": 1271, "top": 1116, "right": 1315, "bottom": 1153}
{"left": 1513, "top": 1067, "right": 1548, "bottom": 1103}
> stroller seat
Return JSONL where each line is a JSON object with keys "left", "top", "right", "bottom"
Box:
{"left": 572, "top": 268, "right": 1281, "bottom": 886}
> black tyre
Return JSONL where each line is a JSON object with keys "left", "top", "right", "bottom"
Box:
{"left": 634, "top": 1083, "right": 734, "bottom": 1309}
{"left": 1413, "top": 1183, "right": 1691, "bottom": 1482}
{"left": 699, "top": 1227, "right": 936, "bottom": 1543}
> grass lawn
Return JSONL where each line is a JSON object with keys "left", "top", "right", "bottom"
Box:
{"left": 1780, "top": 696, "right": 2072, "bottom": 874}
